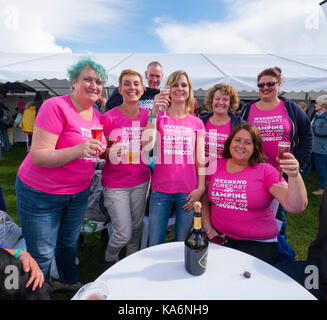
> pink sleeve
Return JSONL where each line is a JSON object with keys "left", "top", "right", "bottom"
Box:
{"left": 263, "top": 163, "right": 284, "bottom": 189}
{"left": 102, "top": 112, "right": 122, "bottom": 144}
{"left": 102, "top": 113, "right": 111, "bottom": 137}
{"left": 196, "top": 118, "right": 206, "bottom": 137}
{"left": 34, "top": 99, "right": 65, "bottom": 136}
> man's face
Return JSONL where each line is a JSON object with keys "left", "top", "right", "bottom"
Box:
{"left": 145, "top": 64, "right": 163, "bottom": 89}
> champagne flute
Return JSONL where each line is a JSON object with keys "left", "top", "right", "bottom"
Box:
{"left": 160, "top": 85, "right": 170, "bottom": 118}
{"left": 274, "top": 141, "right": 291, "bottom": 187}
{"left": 91, "top": 124, "right": 103, "bottom": 162}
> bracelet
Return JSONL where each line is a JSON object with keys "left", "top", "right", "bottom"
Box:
{"left": 149, "top": 117, "right": 157, "bottom": 124}
{"left": 149, "top": 112, "right": 157, "bottom": 119}
{"left": 13, "top": 249, "right": 22, "bottom": 259}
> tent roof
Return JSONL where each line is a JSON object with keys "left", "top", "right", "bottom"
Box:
{"left": 1, "top": 52, "right": 327, "bottom": 93}
{"left": 0, "top": 81, "right": 36, "bottom": 95}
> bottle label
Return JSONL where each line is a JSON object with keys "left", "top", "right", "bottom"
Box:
{"left": 193, "top": 217, "right": 202, "bottom": 229}
{"left": 199, "top": 249, "right": 208, "bottom": 269}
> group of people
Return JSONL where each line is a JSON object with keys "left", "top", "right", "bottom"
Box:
{"left": 11, "top": 57, "right": 326, "bottom": 299}
{"left": 0, "top": 96, "right": 14, "bottom": 153}
{"left": 0, "top": 93, "right": 45, "bottom": 154}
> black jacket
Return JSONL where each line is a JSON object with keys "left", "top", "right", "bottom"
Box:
{"left": 199, "top": 111, "right": 241, "bottom": 128}
{"left": 239, "top": 96, "right": 313, "bottom": 170}
{"left": 308, "top": 186, "right": 327, "bottom": 297}
{"left": 105, "top": 87, "right": 159, "bottom": 111}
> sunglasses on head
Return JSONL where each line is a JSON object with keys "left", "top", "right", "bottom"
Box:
{"left": 257, "top": 81, "right": 278, "bottom": 89}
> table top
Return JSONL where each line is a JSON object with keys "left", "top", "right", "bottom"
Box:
{"left": 96, "top": 242, "right": 316, "bottom": 300}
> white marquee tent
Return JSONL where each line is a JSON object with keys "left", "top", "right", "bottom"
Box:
{"left": 1, "top": 52, "right": 326, "bottom": 143}
{"left": 1, "top": 52, "right": 327, "bottom": 98}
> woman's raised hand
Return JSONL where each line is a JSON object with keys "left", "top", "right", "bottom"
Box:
{"left": 153, "top": 91, "right": 170, "bottom": 114}
{"left": 279, "top": 153, "right": 300, "bottom": 178}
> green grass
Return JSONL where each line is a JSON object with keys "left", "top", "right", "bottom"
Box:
{"left": 0, "top": 143, "right": 322, "bottom": 296}
{"left": 287, "top": 170, "right": 320, "bottom": 258}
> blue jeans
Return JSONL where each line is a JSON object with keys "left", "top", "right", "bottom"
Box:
{"left": 148, "top": 191, "right": 194, "bottom": 246}
{"left": 0, "top": 127, "right": 10, "bottom": 152}
{"left": 312, "top": 153, "right": 327, "bottom": 189}
{"left": 301, "top": 154, "right": 313, "bottom": 179}
{"left": 15, "top": 176, "right": 90, "bottom": 284}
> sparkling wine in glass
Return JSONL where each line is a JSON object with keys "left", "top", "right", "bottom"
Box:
{"left": 128, "top": 141, "right": 139, "bottom": 164}
{"left": 160, "top": 85, "right": 170, "bottom": 118}
{"left": 275, "top": 141, "right": 291, "bottom": 187}
{"left": 91, "top": 125, "right": 103, "bottom": 162}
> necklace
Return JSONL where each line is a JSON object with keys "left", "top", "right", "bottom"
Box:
{"left": 210, "top": 115, "right": 230, "bottom": 126}
{"left": 168, "top": 104, "right": 187, "bottom": 118}
{"left": 257, "top": 98, "right": 280, "bottom": 110}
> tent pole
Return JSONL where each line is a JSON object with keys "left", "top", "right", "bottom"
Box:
{"left": 37, "top": 80, "right": 60, "bottom": 96}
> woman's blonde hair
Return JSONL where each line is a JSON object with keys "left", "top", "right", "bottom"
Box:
{"left": 204, "top": 83, "right": 239, "bottom": 112}
{"left": 165, "top": 70, "right": 194, "bottom": 114}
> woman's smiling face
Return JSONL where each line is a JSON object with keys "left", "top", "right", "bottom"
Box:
{"left": 212, "top": 90, "right": 230, "bottom": 116}
{"left": 119, "top": 74, "right": 144, "bottom": 103}
{"left": 258, "top": 75, "right": 280, "bottom": 102}
{"left": 229, "top": 129, "right": 254, "bottom": 163}
{"left": 170, "top": 74, "right": 190, "bottom": 104}
{"left": 72, "top": 67, "right": 103, "bottom": 104}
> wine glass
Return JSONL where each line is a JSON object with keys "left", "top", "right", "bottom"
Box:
{"left": 91, "top": 124, "right": 104, "bottom": 162}
{"left": 128, "top": 141, "right": 139, "bottom": 164}
{"left": 274, "top": 141, "right": 291, "bottom": 187}
{"left": 160, "top": 85, "right": 170, "bottom": 118}
{"left": 72, "top": 281, "right": 109, "bottom": 300}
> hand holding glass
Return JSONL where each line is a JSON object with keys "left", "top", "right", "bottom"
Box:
{"left": 160, "top": 85, "right": 170, "bottom": 117}
{"left": 91, "top": 125, "right": 103, "bottom": 162}
{"left": 128, "top": 142, "right": 139, "bottom": 164}
{"left": 275, "top": 141, "right": 291, "bottom": 187}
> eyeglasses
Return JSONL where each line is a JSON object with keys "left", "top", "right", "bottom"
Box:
{"left": 257, "top": 81, "right": 278, "bottom": 89}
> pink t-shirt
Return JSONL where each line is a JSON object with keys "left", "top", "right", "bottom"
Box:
{"left": 247, "top": 100, "right": 291, "bottom": 169}
{"left": 101, "top": 107, "right": 150, "bottom": 188}
{"left": 205, "top": 118, "right": 231, "bottom": 176}
{"left": 18, "top": 95, "right": 103, "bottom": 194}
{"left": 208, "top": 158, "right": 280, "bottom": 241}
{"left": 151, "top": 113, "right": 205, "bottom": 194}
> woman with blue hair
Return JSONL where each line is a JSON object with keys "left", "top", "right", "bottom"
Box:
{"left": 15, "top": 58, "right": 108, "bottom": 284}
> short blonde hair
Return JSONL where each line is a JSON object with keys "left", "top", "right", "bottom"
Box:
{"left": 165, "top": 70, "right": 194, "bottom": 114}
{"left": 316, "top": 95, "right": 327, "bottom": 109}
{"left": 204, "top": 83, "right": 239, "bottom": 112}
{"left": 118, "top": 69, "right": 144, "bottom": 87}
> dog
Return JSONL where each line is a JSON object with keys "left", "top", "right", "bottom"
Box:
{"left": 0, "top": 248, "right": 82, "bottom": 300}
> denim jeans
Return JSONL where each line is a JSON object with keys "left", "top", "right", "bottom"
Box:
{"left": 148, "top": 191, "right": 194, "bottom": 246}
{"left": 0, "top": 127, "right": 10, "bottom": 152}
{"left": 312, "top": 153, "right": 327, "bottom": 189}
{"left": 15, "top": 176, "right": 90, "bottom": 284}
{"left": 301, "top": 154, "right": 313, "bottom": 179}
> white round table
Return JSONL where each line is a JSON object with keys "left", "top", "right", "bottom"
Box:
{"left": 96, "top": 242, "right": 316, "bottom": 300}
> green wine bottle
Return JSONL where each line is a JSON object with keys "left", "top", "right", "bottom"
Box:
{"left": 184, "top": 201, "right": 208, "bottom": 276}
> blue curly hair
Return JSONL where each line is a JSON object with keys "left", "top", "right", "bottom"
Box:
{"left": 67, "top": 57, "right": 108, "bottom": 84}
